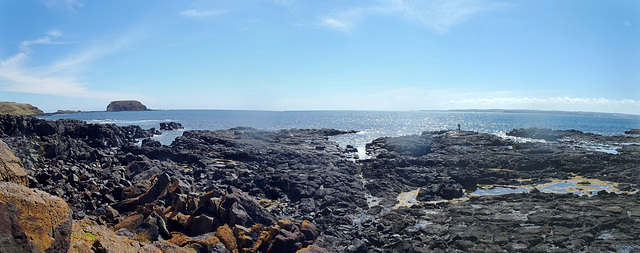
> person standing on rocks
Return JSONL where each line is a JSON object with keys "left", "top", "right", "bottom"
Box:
{"left": 457, "top": 124, "right": 461, "bottom": 130}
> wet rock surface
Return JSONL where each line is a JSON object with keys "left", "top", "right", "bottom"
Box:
{"left": 160, "top": 122, "right": 184, "bottom": 131}
{"left": 0, "top": 114, "right": 639, "bottom": 252}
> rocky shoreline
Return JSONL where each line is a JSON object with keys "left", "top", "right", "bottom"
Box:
{"left": 0, "top": 114, "right": 639, "bottom": 252}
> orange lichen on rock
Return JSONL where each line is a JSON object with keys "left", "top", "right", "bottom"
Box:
{"left": 200, "top": 235, "right": 222, "bottom": 245}
{"left": 216, "top": 224, "right": 238, "bottom": 251}
{"left": 0, "top": 181, "right": 73, "bottom": 252}
{"left": 168, "top": 232, "right": 191, "bottom": 246}
{"left": 0, "top": 140, "right": 28, "bottom": 186}
{"left": 70, "top": 219, "right": 196, "bottom": 253}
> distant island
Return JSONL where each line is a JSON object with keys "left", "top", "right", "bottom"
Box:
{"left": 0, "top": 102, "right": 44, "bottom": 115}
{"left": 106, "top": 100, "right": 149, "bottom": 112}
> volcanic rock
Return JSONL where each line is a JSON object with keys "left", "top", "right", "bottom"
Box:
{"left": 160, "top": 122, "right": 184, "bottom": 131}
{"left": 625, "top": 129, "right": 640, "bottom": 135}
{"left": 0, "top": 182, "right": 72, "bottom": 253}
{"left": 0, "top": 139, "right": 28, "bottom": 186}
{"left": 106, "top": 100, "right": 148, "bottom": 112}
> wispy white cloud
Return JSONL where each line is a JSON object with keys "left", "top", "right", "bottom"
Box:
{"left": 180, "top": 9, "right": 228, "bottom": 18}
{"left": 273, "top": 0, "right": 304, "bottom": 14}
{"left": 273, "top": 0, "right": 297, "bottom": 9}
{"left": 321, "top": 17, "right": 353, "bottom": 31}
{"left": 449, "top": 96, "right": 640, "bottom": 114}
{"left": 387, "top": 0, "right": 508, "bottom": 32}
{"left": 43, "top": 0, "right": 84, "bottom": 11}
{"left": 19, "top": 30, "right": 63, "bottom": 52}
{"left": 47, "top": 30, "right": 63, "bottom": 37}
{"left": 320, "top": 0, "right": 510, "bottom": 33}
{"left": 451, "top": 97, "right": 640, "bottom": 105}
{"left": 320, "top": 6, "right": 383, "bottom": 32}
{"left": 275, "top": 87, "right": 639, "bottom": 114}
{"left": 624, "top": 21, "right": 632, "bottom": 26}
{"left": 0, "top": 31, "right": 142, "bottom": 99}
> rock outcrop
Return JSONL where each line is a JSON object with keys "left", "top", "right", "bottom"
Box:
{"left": 0, "top": 182, "right": 73, "bottom": 253}
{"left": 160, "top": 122, "right": 184, "bottom": 131}
{"left": 106, "top": 100, "right": 148, "bottom": 112}
{"left": 625, "top": 129, "right": 640, "bottom": 135}
{"left": 0, "top": 140, "right": 27, "bottom": 186}
{"left": 1, "top": 113, "right": 639, "bottom": 252}
{"left": 70, "top": 219, "right": 193, "bottom": 253}
{"left": 0, "top": 102, "right": 44, "bottom": 116}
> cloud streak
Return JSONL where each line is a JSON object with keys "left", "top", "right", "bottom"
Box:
{"left": 0, "top": 31, "right": 142, "bottom": 99}
{"left": 43, "top": 0, "right": 84, "bottom": 11}
{"left": 449, "top": 96, "right": 640, "bottom": 114}
{"left": 180, "top": 9, "right": 228, "bottom": 18}
{"left": 19, "top": 30, "right": 64, "bottom": 52}
{"left": 451, "top": 97, "right": 640, "bottom": 106}
{"left": 276, "top": 86, "right": 640, "bottom": 115}
{"left": 320, "top": 0, "right": 510, "bottom": 33}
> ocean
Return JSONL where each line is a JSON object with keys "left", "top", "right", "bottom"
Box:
{"left": 40, "top": 110, "right": 640, "bottom": 157}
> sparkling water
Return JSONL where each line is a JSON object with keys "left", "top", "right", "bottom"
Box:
{"left": 40, "top": 110, "right": 640, "bottom": 154}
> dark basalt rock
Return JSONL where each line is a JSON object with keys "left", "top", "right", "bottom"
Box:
{"left": 507, "top": 127, "right": 566, "bottom": 141}
{"left": 626, "top": 129, "right": 640, "bottom": 135}
{"left": 106, "top": 100, "right": 148, "bottom": 112}
{"left": 160, "top": 122, "right": 184, "bottom": 131}
{"left": 141, "top": 138, "right": 162, "bottom": 148}
{"left": 1, "top": 114, "right": 639, "bottom": 252}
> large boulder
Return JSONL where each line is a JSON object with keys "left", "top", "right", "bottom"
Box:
{"left": 0, "top": 182, "right": 73, "bottom": 252}
{"left": 106, "top": 100, "right": 149, "bottom": 112}
{"left": 0, "top": 140, "right": 27, "bottom": 186}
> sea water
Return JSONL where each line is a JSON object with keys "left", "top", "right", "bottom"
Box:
{"left": 40, "top": 110, "right": 640, "bottom": 155}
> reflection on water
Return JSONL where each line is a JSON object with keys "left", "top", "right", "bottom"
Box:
{"left": 392, "top": 176, "right": 636, "bottom": 208}
{"left": 41, "top": 110, "right": 640, "bottom": 154}
{"left": 394, "top": 188, "right": 420, "bottom": 209}
{"left": 473, "top": 176, "right": 636, "bottom": 196}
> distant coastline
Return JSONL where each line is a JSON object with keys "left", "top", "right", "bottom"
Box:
{"left": 441, "top": 109, "right": 640, "bottom": 119}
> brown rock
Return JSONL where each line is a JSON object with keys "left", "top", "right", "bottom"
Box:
{"left": 69, "top": 220, "right": 95, "bottom": 253}
{"left": 216, "top": 224, "right": 237, "bottom": 252}
{"left": 90, "top": 224, "right": 167, "bottom": 253}
{"left": 114, "top": 213, "right": 145, "bottom": 231}
{"left": 182, "top": 213, "right": 219, "bottom": 236}
{"left": 117, "top": 173, "right": 172, "bottom": 212}
{"left": 168, "top": 232, "right": 191, "bottom": 247}
{"left": 104, "top": 206, "right": 119, "bottom": 221}
{"left": 0, "top": 182, "right": 73, "bottom": 252}
{"left": 185, "top": 235, "right": 227, "bottom": 253}
{"left": 165, "top": 209, "right": 190, "bottom": 232}
{"left": 300, "top": 220, "right": 319, "bottom": 241}
{"left": 0, "top": 140, "right": 28, "bottom": 186}
{"left": 70, "top": 220, "right": 195, "bottom": 253}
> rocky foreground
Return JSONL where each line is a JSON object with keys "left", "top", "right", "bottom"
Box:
{"left": 0, "top": 114, "right": 639, "bottom": 252}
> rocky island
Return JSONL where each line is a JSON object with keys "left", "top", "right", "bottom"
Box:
{"left": 0, "top": 114, "right": 638, "bottom": 252}
{"left": 106, "top": 100, "right": 149, "bottom": 112}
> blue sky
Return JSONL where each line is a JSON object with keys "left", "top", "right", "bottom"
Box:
{"left": 1, "top": 0, "right": 638, "bottom": 114}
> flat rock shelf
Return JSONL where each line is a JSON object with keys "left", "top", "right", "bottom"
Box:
{"left": 1, "top": 114, "right": 639, "bottom": 252}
